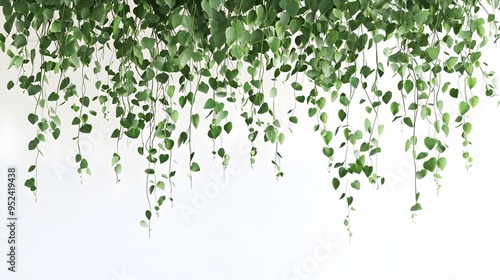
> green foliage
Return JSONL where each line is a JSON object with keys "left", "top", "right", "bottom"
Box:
{"left": 1, "top": 0, "right": 499, "bottom": 236}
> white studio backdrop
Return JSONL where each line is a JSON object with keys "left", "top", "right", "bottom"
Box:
{"left": 1, "top": 30, "right": 500, "bottom": 280}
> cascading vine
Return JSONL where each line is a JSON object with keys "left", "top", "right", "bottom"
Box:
{"left": 1, "top": 0, "right": 498, "bottom": 237}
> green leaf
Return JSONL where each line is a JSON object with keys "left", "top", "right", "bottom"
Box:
{"left": 414, "top": 10, "right": 429, "bottom": 25}
{"left": 458, "top": 101, "right": 470, "bottom": 115}
{"left": 470, "top": 52, "right": 481, "bottom": 63}
{"left": 114, "top": 164, "right": 122, "bottom": 174}
{"left": 157, "top": 181, "right": 165, "bottom": 190}
{"left": 320, "top": 112, "right": 328, "bottom": 124}
{"left": 423, "top": 157, "right": 437, "bottom": 172}
{"left": 427, "top": 46, "right": 440, "bottom": 60}
{"left": 403, "top": 117, "right": 413, "bottom": 127}
{"left": 28, "top": 139, "right": 39, "bottom": 150}
{"left": 225, "top": 27, "right": 236, "bottom": 45}
{"left": 224, "top": 122, "right": 232, "bottom": 134}
{"left": 322, "top": 130, "right": 333, "bottom": 145}
{"left": 191, "top": 114, "right": 200, "bottom": 128}
{"left": 416, "top": 169, "right": 427, "bottom": 179}
{"left": 466, "top": 77, "right": 477, "bottom": 89}
{"left": 390, "top": 102, "right": 399, "bottom": 115}
{"left": 27, "top": 85, "right": 42, "bottom": 96}
{"left": 7, "top": 80, "right": 14, "bottom": 90}
{"left": 323, "top": 147, "right": 334, "bottom": 157}
{"left": 28, "top": 113, "right": 39, "bottom": 125}
{"left": 190, "top": 162, "right": 200, "bottom": 172}
{"left": 179, "top": 48, "right": 193, "bottom": 67}
{"left": 404, "top": 80, "right": 414, "bottom": 93}
{"left": 410, "top": 203, "right": 422, "bottom": 211}
{"left": 145, "top": 14, "right": 160, "bottom": 24}
{"left": 140, "top": 220, "right": 148, "bottom": 227}
{"left": 270, "top": 87, "right": 278, "bottom": 98}
{"left": 264, "top": 125, "right": 278, "bottom": 143}
{"left": 382, "top": 91, "right": 392, "bottom": 104}
{"left": 416, "top": 152, "right": 428, "bottom": 160}
{"left": 204, "top": 98, "right": 216, "bottom": 109}
{"left": 463, "top": 122, "right": 472, "bottom": 134}
{"left": 308, "top": 108, "right": 317, "bottom": 117}
{"left": 469, "top": 96, "right": 479, "bottom": 108}
{"left": 291, "top": 82, "right": 303, "bottom": 91}
{"left": 437, "top": 157, "right": 447, "bottom": 170}
{"left": 424, "top": 137, "right": 435, "bottom": 150}
{"left": 351, "top": 180, "right": 360, "bottom": 190}
{"left": 145, "top": 210, "right": 152, "bottom": 220}
{"left": 125, "top": 127, "right": 141, "bottom": 139}
{"left": 79, "top": 124, "right": 92, "bottom": 133}
{"left": 332, "top": 178, "right": 340, "bottom": 190}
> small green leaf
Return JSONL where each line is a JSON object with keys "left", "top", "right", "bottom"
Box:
{"left": 114, "top": 164, "right": 122, "bottom": 174}
{"left": 458, "top": 101, "right": 470, "bottom": 115}
{"left": 427, "top": 46, "right": 440, "bottom": 60}
{"left": 28, "top": 113, "right": 39, "bottom": 125}
{"left": 7, "top": 80, "right": 14, "bottom": 90}
{"left": 79, "top": 124, "right": 92, "bottom": 133}
{"left": 191, "top": 114, "right": 200, "bottom": 128}
{"left": 403, "top": 117, "right": 413, "bottom": 127}
{"left": 469, "top": 96, "right": 479, "bottom": 108}
{"left": 190, "top": 162, "right": 200, "bottom": 172}
{"left": 463, "top": 122, "right": 472, "bottom": 134}
{"left": 390, "top": 102, "right": 399, "bottom": 115}
{"left": 414, "top": 10, "right": 429, "bottom": 25}
{"left": 351, "top": 180, "right": 360, "bottom": 190}
{"left": 467, "top": 77, "right": 477, "bottom": 89}
{"left": 322, "top": 130, "right": 333, "bottom": 145}
{"left": 224, "top": 122, "right": 233, "bottom": 134}
{"left": 270, "top": 87, "right": 278, "bottom": 98}
{"left": 28, "top": 139, "right": 38, "bottom": 150}
{"left": 424, "top": 137, "right": 435, "bottom": 150}
{"left": 332, "top": 178, "right": 340, "bottom": 190}
{"left": 323, "top": 147, "right": 334, "bottom": 157}
{"left": 204, "top": 98, "right": 216, "bottom": 109}
{"left": 145, "top": 14, "right": 160, "bottom": 24}
{"left": 410, "top": 203, "right": 422, "bottom": 211}
{"left": 140, "top": 220, "right": 148, "bottom": 227}
{"left": 416, "top": 169, "right": 427, "bottom": 179}
{"left": 404, "top": 80, "right": 414, "bottom": 93}
{"left": 423, "top": 157, "right": 437, "bottom": 172}
{"left": 382, "top": 91, "right": 392, "bottom": 104}
{"left": 437, "top": 157, "right": 447, "bottom": 170}
{"left": 264, "top": 125, "right": 277, "bottom": 143}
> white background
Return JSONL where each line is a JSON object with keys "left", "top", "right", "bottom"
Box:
{"left": 1, "top": 27, "right": 500, "bottom": 280}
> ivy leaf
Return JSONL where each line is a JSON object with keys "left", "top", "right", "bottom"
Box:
{"left": 458, "top": 101, "right": 470, "bottom": 115}
{"left": 437, "top": 157, "right": 447, "bottom": 170}
{"left": 410, "top": 203, "right": 422, "bottom": 211}
{"left": 264, "top": 125, "right": 278, "bottom": 143}
{"left": 390, "top": 102, "right": 399, "bottom": 115}
{"left": 424, "top": 137, "right": 435, "bottom": 150}
{"left": 191, "top": 114, "right": 200, "bottom": 128}
{"left": 414, "top": 10, "right": 429, "bottom": 25}
{"left": 190, "top": 162, "right": 201, "bottom": 172}
{"left": 79, "top": 124, "right": 92, "bottom": 133}
{"left": 426, "top": 46, "right": 440, "bottom": 60}
{"left": 403, "top": 117, "right": 413, "bottom": 127}
{"left": 351, "top": 180, "right": 360, "bottom": 190}
{"left": 469, "top": 96, "right": 479, "bottom": 108}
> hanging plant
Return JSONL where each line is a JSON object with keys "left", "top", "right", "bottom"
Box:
{"left": 1, "top": 0, "right": 498, "bottom": 237}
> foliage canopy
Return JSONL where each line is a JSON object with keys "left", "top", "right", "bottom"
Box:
{"left": 1, "top": 0, "right": 499, "bottom": 235}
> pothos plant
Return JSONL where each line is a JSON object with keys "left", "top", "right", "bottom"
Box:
{"left": 1, "top": 0, "right": 498, "bottom": 237}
